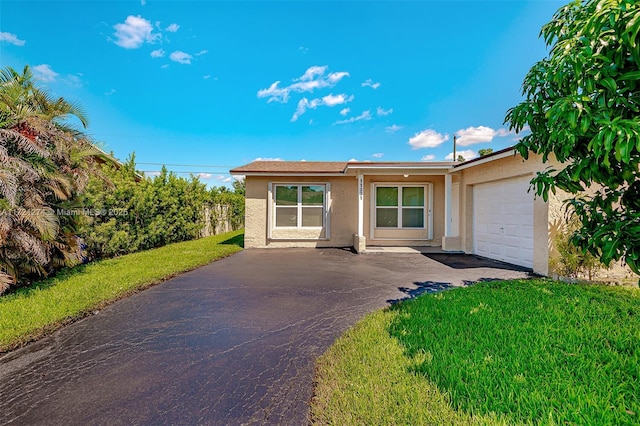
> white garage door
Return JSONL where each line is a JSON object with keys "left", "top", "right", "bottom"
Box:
{"left": 473, "top": 177, "right": 534, "bottom": 269}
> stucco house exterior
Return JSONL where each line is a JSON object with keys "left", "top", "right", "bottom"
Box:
{"left": 230, "top": 148, "right": 556, "bottom": 276}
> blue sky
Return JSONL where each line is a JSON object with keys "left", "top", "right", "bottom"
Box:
{"left": 0, "top": 0, "right": 564, "bottom": 185}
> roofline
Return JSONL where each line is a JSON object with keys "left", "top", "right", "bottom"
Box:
{"left": 230, "top": 172, "right": 347, "bottom": 177}
{"left": 345, "top": 163, "right": 454, "bottom": 170}
{"left": 451, "top": 147, "right": 517, "bottom": 171}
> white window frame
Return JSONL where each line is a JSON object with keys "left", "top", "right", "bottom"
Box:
{"left": 271, "top": 183, "right": 328, "bottom": 229}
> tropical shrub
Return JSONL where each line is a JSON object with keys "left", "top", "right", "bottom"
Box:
{"left": 0, "top": 65, "right": 101, "bottom": 292}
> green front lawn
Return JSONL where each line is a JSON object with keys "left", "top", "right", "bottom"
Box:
{"left": 0, "top": 230, "right": 244, "bottom": 353}
{"left": 312, "top": 279, "right": 640, "bottom": 425}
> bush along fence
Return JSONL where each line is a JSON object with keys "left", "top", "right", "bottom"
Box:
{"left": 81, "top": 154, "right": 244, "bottom": 261}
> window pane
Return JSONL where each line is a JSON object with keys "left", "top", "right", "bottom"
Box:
{"left": 275, "top": 186, "right": 298, "bottom": 205}
{"left": 275, "top": 207, "right": 297, "bottom": 226}
{"left": 376, "top": 208, "right": 398, "bottom": 227}
{"left": 402, "top": 208, "right": 424, "bottom": 227}
{"left": 302, "top": 207, "right": 323, "bottom": 226}
{"left": 376, "top": 187, "right": 398, "bottom": 206}
{"left": 302, "top": 186, "right": 324, "bottom": 206}
{"left": 402, "top": 187, "right": 424, "bottom": 206}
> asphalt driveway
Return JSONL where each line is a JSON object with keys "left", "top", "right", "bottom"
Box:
{"left": 0, "top": 248, "right": 531, "bottom": 425}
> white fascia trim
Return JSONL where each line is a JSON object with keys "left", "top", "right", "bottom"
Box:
{"left": 449, "top": 149, "right": 517, "bottom": 172}
{"left": 232, "top": 172, "right": 346, "bottom": 177}
{"left": 346, "top": 165, "right": 452, "bottom": 172}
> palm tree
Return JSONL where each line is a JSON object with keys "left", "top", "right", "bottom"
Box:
{"left": 0, "top": 65, "right": 100, "bottom": 292}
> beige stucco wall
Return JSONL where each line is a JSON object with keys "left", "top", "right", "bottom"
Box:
{"left": 452, "top": 152, "right": 553, "bottom": 275}
{"left": 244, "top": 175, "right": 357, "bottom": 248}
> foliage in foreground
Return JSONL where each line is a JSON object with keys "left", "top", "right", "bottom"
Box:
{"left": 0, "top": 66, "right": 101, "bottom": 291}
{"left": 0, "top": 230, "right": 243, "bottom": 353}
{"left": 312, "top": 279, "right": 640, "bottom": 425}
{"left": 506, "top": 0, "right": 640, "bottom": 273}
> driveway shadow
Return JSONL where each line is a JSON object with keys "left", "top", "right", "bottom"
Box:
{"left": 422, "top": 253, "right": 532, "bottom": 271}
{"left": 388, "top": 281, "right": 457, "bottom": 304}
{"left": 388, "top": 277, "right": 521, "bottom": 304}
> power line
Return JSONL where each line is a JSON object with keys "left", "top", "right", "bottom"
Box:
{"left": 136, "top": 162, "right": 234, "bottom": 168}
{"left": 139, "top": 170, "right": 233, "bottom": 175}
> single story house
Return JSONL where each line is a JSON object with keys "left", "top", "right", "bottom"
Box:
{"left": 230, "top": 147, "right": 559, "bottom": 276}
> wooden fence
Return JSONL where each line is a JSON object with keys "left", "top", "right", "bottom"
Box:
{"left": 200, "top": 203, "right": 243, "bottom": 237}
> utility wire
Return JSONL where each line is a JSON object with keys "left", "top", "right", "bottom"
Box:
{"left": 136, "top": 162, "right": 234, "bottom": 168}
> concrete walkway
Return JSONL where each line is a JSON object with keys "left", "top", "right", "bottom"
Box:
{"left": 0, "top": 249, "right": 531, "bottom": 425}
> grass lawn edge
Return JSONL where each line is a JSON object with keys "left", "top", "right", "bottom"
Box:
{"left": 310, "top": 278, "right": 640, "bottom": 425}
{"left": 0, "top": 230, "right": 244, "bottom": 354}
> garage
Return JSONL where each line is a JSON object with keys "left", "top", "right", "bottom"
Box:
{"left": 473, "top": 176, "right": 534, "bottom": 269}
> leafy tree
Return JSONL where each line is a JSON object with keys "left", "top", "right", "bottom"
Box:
{"left": 456, "top": 155, "right": 466, "bottom": 162}
{"left": 478, "top": 148, "right": 494, "bottom": 156}
{"left": 505, "top": 0, "right": 640, "bottom": 274}
{"left": 232, "top": 178, "right": 245, "bottom": 196}
{"left": 0, "top": 65, "right": 99, "bottom": 291}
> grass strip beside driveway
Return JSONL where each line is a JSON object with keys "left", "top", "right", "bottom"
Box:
{"left": 0, "top": 230, "right": 244, "bottom": 353}
{"left": 312, "top": 279, "right": 640, "bottom": 425}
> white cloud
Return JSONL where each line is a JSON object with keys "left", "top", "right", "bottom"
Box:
{"left": 421, "top": 154, "right": 436, "bottom": 161}
{"left": 327, "top": 71, "right": 349, "bottom": 83}
{"left": 150, "top": 48, "right": 165, "bottom": 58}
{"left": 291, "top": 93, "right": 353, "bottom": 122}
{"left": 340, "top": 108, "right": 350, "bottom": 116}
{"left": 385, "top": 124, "right": 403, "bottom": 133}
{"left": 376, "top": 107, "right": 393, "bottom": 116}
{"left": 140, "top": 0, "right": 146, "bottom": 5}
{"left": 372, "top": 153, "right": 384, "bottom": 158}
{"left": 455, "top": 126, "right": 510, "bottom": 146}
{"left": 254, "top": 157, "right": 283, "bottom": 161}
{"left": 214, "top": 175, "right": 232, "bottom": 183}
{"left": 334, "top": 110, "right": 372, "bottom": 125}
{"left": 323, "top": 93, "right": 353, "bottom": 106}
{"left": 144, "top": 171, "right": 161, "bottom": 177}
{"left": 195, "top": 50, "right": 208, "bottom": 56}
{"left": 197, "top": 173, "right": 213, "bottom": 179}
{"left": 257, "top": 81, "right": 289, "bottom": 103}
{"left": 257, "top": 65, "right": 350, "bottom": 103}
{"left": 445, "top": 149, "right": 478, "bottom": 161}
{"left": 299, "top": 46, "right": 309, "bottom": 53}
{"left": 105, "top": 88, "right": 116, "bottom": 96}
{"left": 0, "top": 32, "right": 25, "bottom": 46}
{"left": 165, "top": 23, "right": 180, "bottom": 32}
{"left": 65, "top": 74, "right": 83, "bottom": 88}
{"left": 203, "top": 74, "right": 211, "bottom": 79}
{"left": 298, "top": 65, "right": 326, "bottom": 81}
{"left": 113, "top": 15, "right": 161, "bottom": 49}
{"left": 408, "top": 129, "right": 449, "bottom": 149}
{"left": 170, "top": 50, "right": 193, "bottom": 64}
{"left": 362, "top": 79, "right": 380, "bottom": 89}
{"left": 33, "top": 64, "right": 58, "bottom": 82}
{"left": 160, "top": 64, "right": 169, "bottom": 69}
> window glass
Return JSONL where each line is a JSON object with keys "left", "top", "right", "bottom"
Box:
{"left": 275, "top": 207, "right": 297, "bottom": 226}
{"left": 402, "top": 187, "right": 424, "bottom": 207}
{"left": 376, "top": 208, "right": 398, "bottom": 227}
{"left": 376, "top": 187, "right": 398, "bottom": 206}
{"left": 302, "top": 186, "right": 324, "bottom": 205}
{"left": 402, "top": 208, "right": 424, "bottom": 228}
{"left": 275, "top": 186, "right": 298, "bottom": 205}
{"left": 274, "top": 184, "right": 326, "bottom": 228}
{"left": 302, "top": 207, "right": 323, "bottom": 226}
